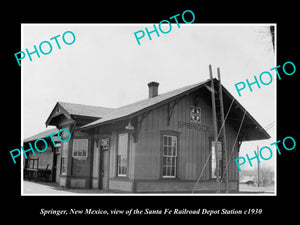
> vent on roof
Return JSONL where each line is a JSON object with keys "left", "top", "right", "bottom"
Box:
{"left": 148, "top": 81, "right": 159, "bottom": 98}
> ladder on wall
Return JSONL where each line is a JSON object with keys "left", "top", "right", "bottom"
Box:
{"left": 193, "top": 65, "right": 229, "bottom": 193}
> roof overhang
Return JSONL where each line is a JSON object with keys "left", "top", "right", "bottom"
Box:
{"left": 23, "top": 128, "right": 59, "bottom": 144}
{"left": 45, "top": 102, "right": 113, "bottom": 127}
{"left": 207, "top": 81, "right": 270, "bottom": 141}
{"left": 79, "top": 79, "right": 270, "bottom": 142}
{"left": 45, "top": 102, "right": 72, "bottom": 127}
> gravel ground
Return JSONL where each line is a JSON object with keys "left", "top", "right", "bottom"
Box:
{"left": 23, "top": 181, "right": 275, "bottom": 195}
{"left": 239, "top": 183, "right": 275, "bottom": 193}
{"left": 22, "top": 181, "right": 112, "bottom": 195}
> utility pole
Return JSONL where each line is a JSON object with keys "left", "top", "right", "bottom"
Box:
{"left": 218, "top": 68, "right": 229, "bottom": 193}
{"left": 209, "top": 65, "right": 220, "bottom": 193}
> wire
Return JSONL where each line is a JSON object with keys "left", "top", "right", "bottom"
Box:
{"left": 263, "top": 121, "right": 274, "bottom": 130}
{"left": 192, "top": 98, "right": 235, "bottom": 193}
{"left": 220, "top": 109, "right": 247, "bottom": 184}
{"left": 265, "top": 124, "right": 275, "bottom": 131}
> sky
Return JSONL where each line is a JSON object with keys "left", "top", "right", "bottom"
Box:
{"left": 22, "top": 23, "right": 276, "bottom": 171}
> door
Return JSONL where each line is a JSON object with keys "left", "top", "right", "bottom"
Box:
{"left": 99, "top": 137, "right": 110, "bottom": 190}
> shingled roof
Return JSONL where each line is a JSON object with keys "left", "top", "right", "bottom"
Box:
{"left": 46, "top": 101, "right": 115, "bottom": 126}
{"left": 57, "top": 101, "right": 115, "bottom": 118}
{"left": 80, "top": 79, "right": 270, "bottom": 141}
{"left": 80, "top": 80, "right": 207, "bottom": 130}
{"left": 24, "top": 128, "right": 59, "bottom": 143}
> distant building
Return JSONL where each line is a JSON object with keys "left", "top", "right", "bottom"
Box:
{"left": 240, "top": 176, "right": 256, "bottom": 185}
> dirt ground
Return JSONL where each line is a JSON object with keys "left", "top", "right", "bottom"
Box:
{"left": 23, "top": 181, "right": 275, "bottom": 195}
{"left": 239, "top": 183, "right": 275, "bottom": 193}
{"left": 22, "top": 181, "right": 111, "bottom": 194}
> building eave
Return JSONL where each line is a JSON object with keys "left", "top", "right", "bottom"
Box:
{"left": 79, "top": 79, "right": 271, "bottom": 142}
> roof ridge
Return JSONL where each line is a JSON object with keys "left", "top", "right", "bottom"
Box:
{"left": 57, "top": 80, "right": 212, "bottom": 112}
{"left": 113, "top": 80, "right": 210, "bottom": 109}
{"left": 58, "top": 101, "right": 115, "bottom": 110}
{"left": 81, "top": 79, "right": 212, "bottom": 129}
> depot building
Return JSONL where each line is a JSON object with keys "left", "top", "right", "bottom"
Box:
{"left": 23, "top": 79, "right": 269, "bottom": 193}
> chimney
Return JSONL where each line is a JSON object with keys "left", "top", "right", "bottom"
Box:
{"left": 147, "top": 81, "right": 159, "bottom": 98}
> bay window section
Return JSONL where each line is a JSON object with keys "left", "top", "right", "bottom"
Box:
{"left": 72, "top": 139, "right": 88, "bottom": 176}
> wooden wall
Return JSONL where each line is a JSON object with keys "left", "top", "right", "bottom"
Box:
{"left": 224, "top": 124, "right": 239, "bottom": 181}
{"left": 96, "top": 91, "right": 240, "bottom": 192}
{"left": 134, "top": 91, "right": 239, "bottom": 182}
{"left": 135, "top": 180, "right": 238, "bottom": 193}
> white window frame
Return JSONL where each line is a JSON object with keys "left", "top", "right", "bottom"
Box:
{"left": 162, "top": 135, "right": 177, "bottom": 178}
{"left": 211, "top": 141, "right": 222, "bottom": 179}
{"left": 117, "top": 133, "right": 129, "bottom": 177}
{"left": 72, "top": 139, "right": 88, "bottom": 159}
{"left": 61, "top": 157, "right": 67, "bottom": 175}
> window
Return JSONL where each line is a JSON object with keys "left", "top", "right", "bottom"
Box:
{"left": 71, "top": 139, "right": 88, "bottom": 176}
{"left": 72, "top": 139, "right": 88, "bottom": 158}
{"left": 61, "top": 157, "right": 67, "bottom": 174}
{"left": 60, "top": 143, "right": 67, "bottom": 175}
{"left": 211, "top": 141, "right": 223, "bottom": 179}
{"left": 162, "top": 135, "right": 177, "bottom": 178}
{"left": 28, "top": 158, "right": 39, "bottom": 169}
{"left": 190, "top": 106, "right": 201, "bottom": 123}
{"left": 117, "top": 133, "right": 129, "bottom": 176}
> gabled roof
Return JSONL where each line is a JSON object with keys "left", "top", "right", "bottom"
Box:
{"left": 80, "top": 79, "right": 270, "bottom": 141}
{"left": 58, "top": 101, "right": 115, "bottom": 118}
{"left": 81, "top": 80, "right": 206, "bottom": 129}
{"left": 45, "top": 101, "right": 115, "bottom": 126}
{"left": 24, "top": 128, "right": 59, "bottom": 143}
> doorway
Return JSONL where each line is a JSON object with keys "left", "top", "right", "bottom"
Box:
{"left": 98, "top": 137, "right": 110, "bottom": 190}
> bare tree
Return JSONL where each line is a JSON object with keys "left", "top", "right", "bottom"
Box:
{"left": 270, "top": 26, "right": 275, "bottom": 50}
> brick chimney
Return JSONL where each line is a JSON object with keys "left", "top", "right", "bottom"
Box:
{"left": 148, "top": 81, "right": 159, "bottom": 98}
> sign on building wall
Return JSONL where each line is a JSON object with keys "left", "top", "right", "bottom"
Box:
{"left": 101, "top": 138, "right": 110, "bottom": 150}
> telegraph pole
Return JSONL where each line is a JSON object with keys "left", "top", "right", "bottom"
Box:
{"left": 209, "top": 65, "right": 220, "bottom": 193}
{"left": 218, "top": 68, "right": 229, "bottom": 193}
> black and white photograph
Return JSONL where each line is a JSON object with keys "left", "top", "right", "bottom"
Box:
{"left": 4, "top": 5, "right": 298, "bottom": 220}
{"left": 21, "top": 24, "right": 276, "bottom": 195}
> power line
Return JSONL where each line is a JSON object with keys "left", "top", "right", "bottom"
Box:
{"left": 265, "top": 124, "right": 275, "bottom": 131}
{"left": 220, "top": 109, "right": 247, "bottom": 184}
{"left": 192, "top": 98, "right": 235, "bottom": 193}
{"left": 263, "top": 121, "right": 274, "bottom": 130}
